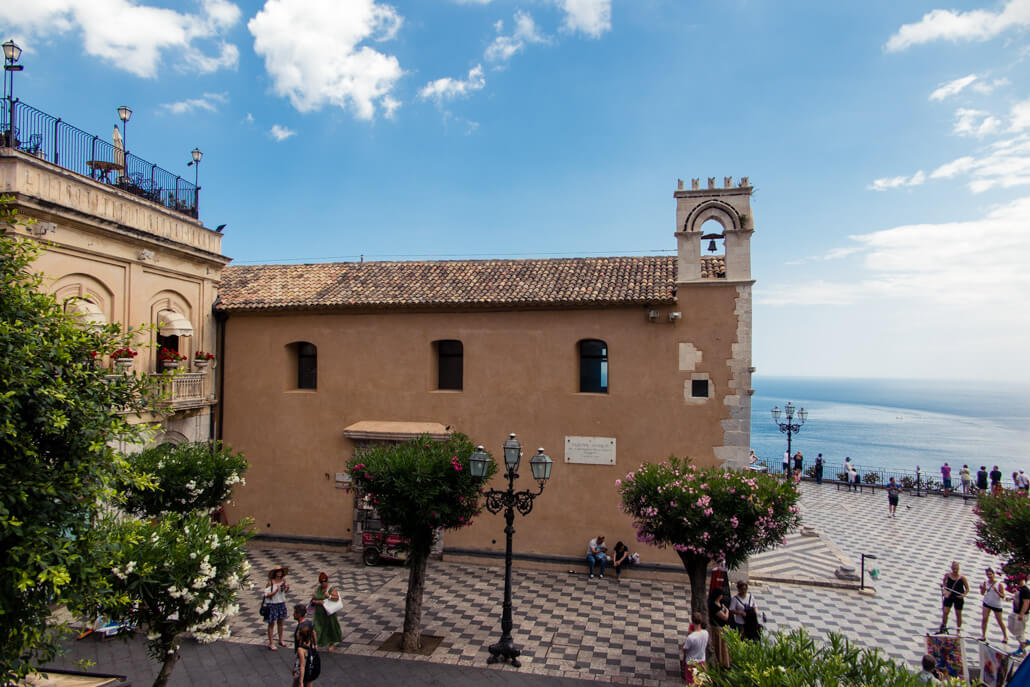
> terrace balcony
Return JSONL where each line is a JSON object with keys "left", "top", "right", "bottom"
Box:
{"left": 2, "top": 98, "right": 200, "bottom": 219}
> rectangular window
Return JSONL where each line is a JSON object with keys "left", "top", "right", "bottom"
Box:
{"left": 691, "top": 379, "right": 709, "bottom": 398}
{"left": 437, "top": 340, "right": 463, "bottom": 390}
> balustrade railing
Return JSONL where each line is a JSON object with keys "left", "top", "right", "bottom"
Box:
{"left": 1, "top": 99, "right": 199, "bottom": 218}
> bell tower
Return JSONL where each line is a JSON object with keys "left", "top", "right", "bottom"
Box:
{"left": 673, "top": 176, "right": 754, "bottom": 284}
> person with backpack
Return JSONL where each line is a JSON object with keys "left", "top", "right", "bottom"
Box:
{"left": 294, "top": 624, "right": 320, "bottom": 685}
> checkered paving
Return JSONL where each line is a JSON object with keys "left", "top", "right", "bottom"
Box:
{"left": 223, "top": 482, "right": 1011, "bottom": 684}
{"left": 751, "top": 532, "right": 854, "bottom": 583}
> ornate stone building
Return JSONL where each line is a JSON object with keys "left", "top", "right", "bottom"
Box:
{"left": 1, "top": 115, "right": 227, "bottom": 444}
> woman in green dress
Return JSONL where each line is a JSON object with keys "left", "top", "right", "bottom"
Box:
{"left": 311, "top": 571, "right": 343, "bottom": 650}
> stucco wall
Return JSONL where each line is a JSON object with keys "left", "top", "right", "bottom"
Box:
{"left": 221, "top": 284, "right": 749, "bottom": 566}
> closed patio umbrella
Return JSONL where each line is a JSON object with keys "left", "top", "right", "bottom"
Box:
{"left": 113, "top": 125, "right": 124, "bottom": 173}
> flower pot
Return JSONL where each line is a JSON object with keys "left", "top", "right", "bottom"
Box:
{"left": 162, "top": 360, "right": 182, "bottom": 371}
{"left": 113, "top": 358, "right": 134, "bottom": 373}
{"left": 193, "top": 359, "right": 210, "bottom": 372}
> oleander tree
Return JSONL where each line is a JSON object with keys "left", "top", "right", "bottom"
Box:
{"left": 617, "top": 457, "right": 801, "bottom": 619}
{"left": 0, "top": 198, "right": 158, "bottom": 683}
{"left": 345, "top": 433, "right": 497, "bottom": 652}
{"left": 92, "top": 512, "right": 253, "bottom": 687}
{"left": 121, "top": 441, "right": 248, "bottom": 517}
{"left": 974, "top": 490, "right": 1030, "bottom": 588}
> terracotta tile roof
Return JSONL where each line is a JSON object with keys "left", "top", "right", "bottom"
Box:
{"left": 217, "top": 256, "right": 726, "bottom": 312}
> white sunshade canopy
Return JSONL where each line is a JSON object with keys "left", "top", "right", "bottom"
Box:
{"left": 65, "top": 298, "right": 107, "bottom": 327}
{"left": 157, "top": 310, "right": 194, "bottom": 336}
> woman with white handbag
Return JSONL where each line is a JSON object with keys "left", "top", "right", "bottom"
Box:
{"left": 311, "top": 571, "right": 343, "bottom": 651}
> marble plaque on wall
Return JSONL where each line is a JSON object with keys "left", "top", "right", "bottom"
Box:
{"left": 564, "top": 436, "right": 616, "bottom": 465}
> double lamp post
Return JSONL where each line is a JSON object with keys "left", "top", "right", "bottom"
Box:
{"left": 469, "top": 434, "right": 552, "bottom": 668}
{"left": 771, "top": 401, "right": 807, "bottom": 460}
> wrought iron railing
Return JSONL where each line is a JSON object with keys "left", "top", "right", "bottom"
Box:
{"left": 755, "top": 458, "right": 1017, "bottom": 492}
{"left": 1, "top": 98, "right": 199, "bottom": 219}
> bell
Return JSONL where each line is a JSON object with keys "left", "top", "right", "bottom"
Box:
{"left": 707, "top": 239, "right": 718, "bottom": 253}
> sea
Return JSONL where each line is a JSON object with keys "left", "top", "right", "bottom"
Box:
{"left": 749, "top": 376, "right": 1030, "bottom": 477}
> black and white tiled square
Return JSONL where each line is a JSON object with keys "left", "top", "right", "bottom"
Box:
{"left": 225, "top": 483, "right": 1009, "bottom": 683}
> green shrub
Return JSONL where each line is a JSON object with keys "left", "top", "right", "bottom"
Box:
{"left": 121, "top": 441, "right": 248, "bottom": 517}
{"left": 707, "top": 627, "right": 965, "bottom": 686}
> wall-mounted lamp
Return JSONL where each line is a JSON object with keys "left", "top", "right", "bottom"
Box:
{"left": 647, "top": 310, "right": 660, "bottom": 323}
{"left": 668, "top": 312, "right": 682, "bottom": 322}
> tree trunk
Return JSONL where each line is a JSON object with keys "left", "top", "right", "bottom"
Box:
{"left": 677, "top": 552, "right": 709, "bottom": 623}
{"left": 151, "top": 643, "right": 180, "bottom": 687}
{"left": 401, "top": 552, "right": 429, "bottom": 652}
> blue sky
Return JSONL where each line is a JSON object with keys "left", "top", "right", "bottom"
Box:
{"left": 3, "top": 0, "right": 1029, "bottom": 382}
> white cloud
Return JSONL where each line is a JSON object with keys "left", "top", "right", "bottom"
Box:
{"left": 759, "top": 196, "right": 1030, "bottom": 311}
{"left": 931, "top": 156, "right": 977, "bottom": 178}
{"left": 269, "top": 125, "right": 296, "bottom": 141}
{"left": 557, "top": 0, "right": 612, "bottom": 38}
{"left": 161, "top": 92, "right": 229, "bottom": 115}
{"left": 972, "top": 77, "right": 1010, "bottom": 94}
{"left": 1011, "top": 97, "right": 1030, "bottom": 132}
{"left": 244, "top": 113, "right": 255, "bottom": 124}
{"left": 867, "top": 171, "right": 926, "bottom": 191}
{"left": 929, "top": 74, "right": 978, "bottom": 101}
{"left": 0, "top": 0, "right": 241, "bottom": 78}
{"left": 885, "top": 0, "right": 1030, "bottom": 52}
{"left": 419, "top": 65, "right": 486, "bottom": 102}
{"left": 382, "top": 96, "right": 401, "bottom": 120}
{"left": 953, "top": 108, "right": 1002, "bottom": 137}
{"left": 486, "top": 11, "right": 548, "bottom": 63}
{"left": 248, "top": 0, "right": 404, "bottom": 120}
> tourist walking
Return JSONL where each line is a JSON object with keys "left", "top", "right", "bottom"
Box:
{"left": 940, "top": 463, "right": 952, "bottom": 496}
{"left": 293, "top": 625, "right": 319, "bottom": 686}
{"left": 681, "top": 612, "right": 709, "bottom": 684}
{"left": 263, "top": 566, "right": 290, "bottom": 650}
{"left": 707, "top": 586, "right": 731, "bottom": 668}
{"left": 311, "top": 572, "right": 342, "bottom": 650}
{"left": 782, "top": 451, "right": 790, "bottom": 476}
{"left": 959, "top": 465, "right": 971, "bottom": 495}
{"left": 887, "top": 477, "right": 900, "bottom": 518}
{"left": 990, "top": 466, "right": 1003, "bottom": 493}
{"left": 1010, "top": 578, "right": 1030, "bottom": 655}
{"left": 293, "top": 604, "right": 315, "bottom": 648}
{"left": 587, "top": 535, "right": 607, "bottom": 578}
{"left": 815, "top": 454, "right": 824, "bottom": 485}
{"left": 977, "top": 466, "right": 990, "bottom": 493}
{"left": 793, "top": 451, "right": 803, "bottom": 474}
{"left": 939, "top": 561, "right": 968, "bottom": 635}
{"left": 729, "top": 580, "right": 759, "bottom": 639}
{"left": 979, "top": 568, "right": 1008, "bottom": 643}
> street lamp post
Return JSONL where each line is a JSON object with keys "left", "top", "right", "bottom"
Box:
{"left": 187, "top": 148, "right": 202, "bottom": 214}
{"left": 771, "top": 402, "right": 807, "bottom": 463}
{"left": 3, "top": 39, "right": 23, "bottom": 148}
{"left": 469, "top": 434, "right": 552, "bottom": 668}
{"left": 117, "top": 105, "right": 132, "bottom": 156}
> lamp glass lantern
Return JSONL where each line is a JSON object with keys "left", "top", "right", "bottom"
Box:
{"left": 784, "top": 401, "right": 795, "bottom": 418}
{"left": 529, "top": 449, "right": 552, "bottom": 483}
{"left": 798, "top": 408, "right": 808, "bottom": 423}
{"left": 502, "top": 433, "right": 521, "bottom": 472}
{"left": 117, "top": 105, "right": 132, "bottom": 123}
{"left": 469, "top": 445, "right": 492, "bottom": 479}
{"left": 771, "top": 406, "right": 782, "bottom": 423}
{"left": 3, "top": 40, "right": 21, "bottom": 63}
{"left": 191, "top": 147, "right": 203, "bottom": 164}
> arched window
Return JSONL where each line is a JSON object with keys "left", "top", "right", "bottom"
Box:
{"left": 579, "top": 339, "right": 608, "bottom": 393}
{"left": 297, "top": 342, "right": 317, "bottom": 389}
{"left": 435, "top": 340, "right": 463, "bottom": 390}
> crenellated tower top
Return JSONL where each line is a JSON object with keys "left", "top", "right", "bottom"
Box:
{"left": 673, "top": 176, "right": 754, "bottom": 284}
